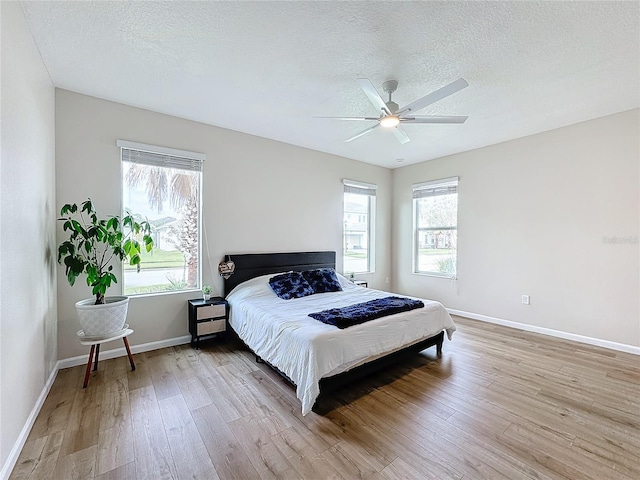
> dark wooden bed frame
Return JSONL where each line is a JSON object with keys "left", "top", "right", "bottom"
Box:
{"left": 222, "top": 251, "right": 445, "bottom": 402}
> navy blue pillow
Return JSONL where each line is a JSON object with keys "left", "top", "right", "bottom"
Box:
{"left": 268, "top": 272, "right": 314, "bottom": 300}
{"left": 302, "top": 268, "right": 343, "bottom": 294}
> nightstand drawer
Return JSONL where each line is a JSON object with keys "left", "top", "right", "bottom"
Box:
{"left": 197, "top": 304, "right": 226, "bottom": 320}
{"left": 197, "top": 318, "right": 225, "bottom": 336}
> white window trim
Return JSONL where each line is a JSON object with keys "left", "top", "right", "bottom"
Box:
{"left": 343, "top": 179, "right": 376, "bottom": 274}
{"left": 412, "top": 176, "right": 458, "bottom": 279}
{"left": 118, "top": 140, "right": 204, "bottom": 295}
{"left": 117, "top": 140, "right": 205, "bottom": 161}
{"left": 412, "top": 176, "right": 457, "bottom": 192}
{"left": 343, "top": 178, "right": 378, "bottom": 191}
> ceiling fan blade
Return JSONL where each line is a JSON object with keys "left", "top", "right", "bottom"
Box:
{"left": 314, "top": 116, "right": 379, "bottom": 121}
{"left": 397, "top": 78, "right": 469, "bottom": 116}
{"left": 401, "top": 115, "right": 468, "bottom": 124}
{"left": 357, "top": 78, "right": 391, "bottom": 115}
{"left": 392, "top": 124, "right": 410, "bottom": 144}
{"left": 345, "top": 124, "right": 380, "bottom": 143}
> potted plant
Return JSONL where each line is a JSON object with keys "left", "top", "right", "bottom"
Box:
{"left": 57, "top": 199, "right": 154, "bottom": 337}
{"left": 202, "top": 285, "right": 212, "bottom": 301}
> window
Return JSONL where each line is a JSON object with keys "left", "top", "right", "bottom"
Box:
{"left": 118, "top": 140, "right": 204, "bottom": 295}
{"left": 343, "top": 179, "right": 376, "bottom": 274}
{"left": 413, "top": 177, "right": 458, "bottom": 277}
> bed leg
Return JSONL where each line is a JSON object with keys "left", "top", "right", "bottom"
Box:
{"left": 436, "top": 338, "right": 443, "bottom": 358}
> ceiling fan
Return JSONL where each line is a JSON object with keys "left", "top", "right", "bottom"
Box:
{"left": 317, "top": 78, "right": 469, "bottom": 144}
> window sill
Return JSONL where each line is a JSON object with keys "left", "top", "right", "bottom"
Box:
{"left": 125, "top": 288, "right": 205, "bottom": 300}
{"left": 412, "top": 272, "right": 457, "bottom": 280}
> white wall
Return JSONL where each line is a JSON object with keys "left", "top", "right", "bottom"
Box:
{"left": 392, "top": 109, "right": 640, "bottom": 347}
{"left": 55, "top": 89, "right": 392, "bottom": 359}
{"left": 0, "top": 1, "right": 57, "bottom": 474}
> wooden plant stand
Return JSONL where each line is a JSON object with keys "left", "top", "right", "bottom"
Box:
{"left": 77, "top": 328, "right": 135, "bottom": 388}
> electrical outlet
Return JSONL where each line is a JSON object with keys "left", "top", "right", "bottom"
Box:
{"left": 385, "top": 277, "right": 390, "bottom": 284}
{"left": 522, "top": 295, "right": 530, "bottom": 305}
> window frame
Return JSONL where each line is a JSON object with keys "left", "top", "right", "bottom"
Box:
{"left": 412, "top": 176, "right": 458, "bottom": 279}
{"left": 342, "top": 179, "right": 376, "bottom": 275}
{"left": 117, "top": 140, "right": 204, "bottom": 296}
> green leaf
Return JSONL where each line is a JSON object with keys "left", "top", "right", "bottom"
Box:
{"left": 106, "top": 217, "right": 117, "bottom": 231}
{"left": 123, "top": 239, "right": 132, "bottom": 256}
{"left": 82, "top": 199, "right": 93, "bottom": 214}
{"left": 144, "top": 235, "right": 154, "bottom": 252}
{"left": 96, "top": 225, "right": 108, "bottom": 241}
{"left": 57, "top": 243, "right": 75, "bottom": 263}
{"left": 60, "top": 204, "right": 74, "bottom": 215}
{"left": 86, "top": 264, "right": 97, "bottom": 283}
{"left": 71, "top": 220, "right": 85, "bottom": 235}
{"left": 64, "top": 256, "right": 84, "bottom": 276}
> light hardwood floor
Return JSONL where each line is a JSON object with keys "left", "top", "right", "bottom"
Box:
{"left": 10, "top": 316, "right": 640, "bottom": 479}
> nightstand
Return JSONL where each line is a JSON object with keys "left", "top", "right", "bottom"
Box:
{"left": 188, "top": 297, "right": 228, "bottom": 348}
{"left": 353, "top": 280, "right": 368, "bottom": 288}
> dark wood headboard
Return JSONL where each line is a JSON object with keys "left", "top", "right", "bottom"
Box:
{"left": 223, "top": 251, "right": 336, "bottom": 297}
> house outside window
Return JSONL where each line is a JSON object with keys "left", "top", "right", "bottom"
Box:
{"left": 413, "top": 177, "right": 458, "bottom": 278}
{"left": 343, "top": 179, "right": 376, "bottom": 274}
{"left": 118, "top": 140, "right": 204, "bottom": 295}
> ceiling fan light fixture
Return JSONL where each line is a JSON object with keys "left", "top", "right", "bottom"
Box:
{"left": 380, "top": 115, "right": 400, "bottom": 128}
{"left": 320, "top": 78, "right": 469, "bottom": 144}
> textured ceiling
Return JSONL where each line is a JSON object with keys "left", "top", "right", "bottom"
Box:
{"left": 21, "top": 1, "right": 640, "bottom": 168}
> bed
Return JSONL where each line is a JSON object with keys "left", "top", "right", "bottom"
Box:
{"left": 223, "top": 251, "right": 456, "bottom": 415}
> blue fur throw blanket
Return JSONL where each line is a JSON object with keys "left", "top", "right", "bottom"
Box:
{"left": 308, "top": 296, "right": 424, "bottom": 329}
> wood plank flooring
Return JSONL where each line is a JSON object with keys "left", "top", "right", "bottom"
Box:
{"left": 10, "top": 316, "right": 640, "bottom": 479}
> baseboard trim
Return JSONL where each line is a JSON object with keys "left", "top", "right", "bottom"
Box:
{"left": 0, "top": 364, "right": 59, "bottom": 480}
{"left": 57, "top": 334, "right": 192, "bottom": 369}
{"left": 1, "top": 333, "right": 193, "bottom": 479}
{"left": 448, "top": 308, "right": 640, "bottom": 355}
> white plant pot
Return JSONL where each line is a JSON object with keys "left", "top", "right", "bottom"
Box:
{"left": 75, "top": 296, "right": 129, "bottom": 337}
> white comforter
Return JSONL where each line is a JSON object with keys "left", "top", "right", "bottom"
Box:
{"left": 226, "top": 274, "right": 456, "bottom": 415}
